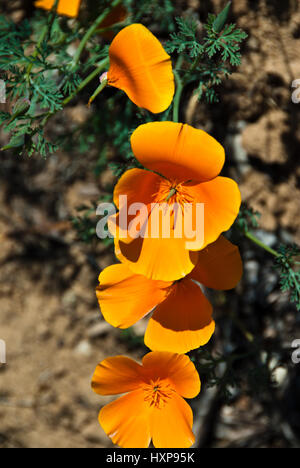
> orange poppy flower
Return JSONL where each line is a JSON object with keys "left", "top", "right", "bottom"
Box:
{"left": 91, "top": 352, "right": 201, "bottom": 448}
{"left": 109, "top": 121, "right": 241, "bottom": 281}
{"left": 107, "top": 24, "right": 175, "bottom": 113}
{"left": 96, "top": 236, "right": 242, "bottom": 354}
{"left": 35, "top": 0, "right": 81, "bottom": 17}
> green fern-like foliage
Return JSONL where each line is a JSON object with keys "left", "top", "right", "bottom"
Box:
{"left": 167, "top": 17, "right": 203, "bottom": 58}
{"left": 204, "top": 14, "right": 247, "bottom": 66}
{"left": 0, "top": 11, "right": 84, "bottom": 157}
{"left": 275, "top": 245, "right": 300, "bottom": 311}
{"left": 166, "top": 4, "right": 248, "bottom": 104}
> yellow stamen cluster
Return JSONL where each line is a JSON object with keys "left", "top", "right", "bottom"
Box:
{"left": 154, "top": 179, "right": 193, "bottom": 208}
{"left": 143, "top": 379, "right": 175, "bottom": 409}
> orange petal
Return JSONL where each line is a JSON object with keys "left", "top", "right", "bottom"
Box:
{"left": 189, "top": 235, "right": 243, "bottom": 290}
{"left": 35, "top": 0, "right": 81, "bottom": 17}
{"left": 109, "top": 168, "right": 160, "bottom": 243}
{"left": 131, "top": 122, "right": 225, "bottom": 182}
{"left": 99, "top": 389, "right": 151, "bottom": 448}
{"left": 92, "top": 356, "right": 143, "bottom": 396}
{"left": 115, "top": 235, "right": 199, "bottom": 281}
{"left": 113, "top": 168, "right": 160, "bottom": 209}
{"left": 186, "top": 176, "right": 241, "bottom": 250}
{"left": 145, "top": 279, "right": 215, "bottom": 354}
{"left": 108, "top": 24, "right": 175, "bottom": 113}
{"left": 96, "top": 264, "right": 172, "bottom": 328}
{"left": 150, "top": 393, "right": 195, "bottom": 448}
{"left": 142, "top": 352, "right": 201, "bottom": 399}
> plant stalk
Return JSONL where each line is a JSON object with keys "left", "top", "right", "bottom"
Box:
{"left": 244, "top": 231, "right": 280, "bottom": 258}
{"left": 71, "top": 0, "right": 122, "bottom": 69}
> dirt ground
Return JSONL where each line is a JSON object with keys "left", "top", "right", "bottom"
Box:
{"left": 1, "top": 0, "right": 300, "bottom": 448}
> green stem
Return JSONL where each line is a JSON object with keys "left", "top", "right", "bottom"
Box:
{"left": 189, "top": 54, "right": 202, "bottom": 75}
{"left": 97, "top": 20, "right": 127, "bottom": 35}
{"left": 172, "top": 51, "right": 207, "bottom": 124}
{"left": 165, "top": 188, "right": 176, "bottom": 202}
{"left": 63, "top": 57, "right": 109, "bottom": 107}
{"left": 47, "top": 0, "right": 60, "bottom": 40}
{"left": 172, "top": 70, "right": 184, "bottom": 123}
{"left": 88, "top": 79, "right": 108, "bottom": 107}
{"left": 25, "top": 25, "right": 48, "bottom": 80}
{"left": 26, "top": 0, "right": 59, "bottom": 80}
{"left": 229, "top": 310, "right": 254, "bottom": 343}
{"left": 244, "top": 231, "right": 280, "bottom": 258}
{"left": 71, "top": 0, "right": 122, "bottom": 69}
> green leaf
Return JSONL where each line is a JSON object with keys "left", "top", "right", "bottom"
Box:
{"left": 0, "top": 111, "right": 11, "bottom": 125}
{"left": 213, "top": 2, "right": 232, "bottom": 33}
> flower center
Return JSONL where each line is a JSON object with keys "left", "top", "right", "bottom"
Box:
{"left": 154, "top": 179, "right": 193, "bottom": 208}
{"left": 143, "top": 379, "right": 175, "bottom": 409}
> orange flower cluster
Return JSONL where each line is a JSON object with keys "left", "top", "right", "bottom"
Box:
{"left": 92, "top": 23, "right": 242, "bottom": 448}
{"left": 35, "top": 3, "right": 243, "bottom": 448}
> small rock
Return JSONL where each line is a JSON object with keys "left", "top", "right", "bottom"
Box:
{"left": 273, "top": 366, "right": 288, "bottom": 387}
{"left": 87, "top": 322, "right": 111, "bottom": 339}
{"left": 231, "top": 133, "right": 250, "bottom": 175}
{"left": 74, "top": 340, "right": 92, "bottom": 357}
{"left": 82, "top": 424, "right": 105, "bottom": 444}
{"left": 254, "top": 229, "right": 277, "bottom": 248}
{"left": 62, "top": 291, "right": 77, "bottom": 308}
{"left": 244, "top": 260, "right": 259, "bottom": 285}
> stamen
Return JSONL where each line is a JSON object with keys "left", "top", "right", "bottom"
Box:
{"left": 165, "top": 187, "right": 177, "bottom": 202}
{"left": 153, "top": 179, "right": 194, "bottom": 209}
{"left": 143, "top": 379, "right": 175, "bottom": 409}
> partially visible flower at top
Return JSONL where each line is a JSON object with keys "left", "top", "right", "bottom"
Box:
{"left": 96, "top": 236, "right": 242, "bottom": 354}
{"left": 106, "top": 24, "right": 175, "bottom": 113}
{"left": 35, "top": 0, "right": 81, "bottom": 17}
{"left": 91, "top": 352, "right": 200, "bottom": 448}
{"left": 97, "top": 3, "right": 128, "bottom": 40}
{"left": 109, "top": 121, "right": 241, "bottom": 281}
